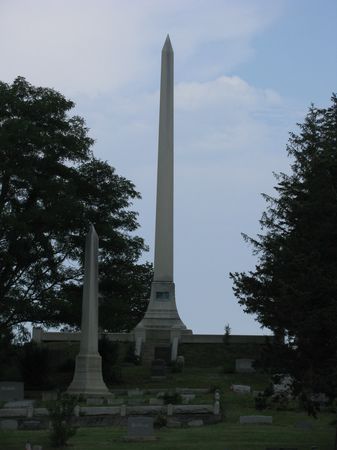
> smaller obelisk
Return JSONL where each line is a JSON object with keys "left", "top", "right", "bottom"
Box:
{"left": 68, "top": 225, "right": 110, "bottom": 396}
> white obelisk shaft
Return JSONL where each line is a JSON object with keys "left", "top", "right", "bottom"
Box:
{"left": 134, "top": 36, "right": 189, "bottom": 338}
{"left": 80, "top": 224, "right": 99, "bottom": 354}
{"left": 68, "top": 225, "right": 110, "bottom": 396}
{"left": 154, "top": 35, "right": 174, "bottom": 282}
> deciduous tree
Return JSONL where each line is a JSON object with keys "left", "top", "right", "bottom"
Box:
{"left": 0, "top": 77, "right": 152, "bottom": 337}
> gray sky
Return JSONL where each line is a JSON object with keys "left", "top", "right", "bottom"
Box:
{"left": 1, "top": 0, "right": 336, "bottom": 334}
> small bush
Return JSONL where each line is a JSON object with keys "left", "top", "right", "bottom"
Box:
{"left": 171, "top": 356, "right": 184, "bottom": 373}
{"left": 58, "top": 358, "right": 75, "bottom": 372}
{"left": 154, "top": 413, "right": 167, "bottom": 428}
{"left": 98, "top": 337, "right": 120, "bottom": 383}
{"left": 124, "top": 343, "right": 141, "bottom": 365}
{"left": 163, "top": 391, "right": 182, "bottom": 404}
{"left": 47, "top": 393, "right": 77, "bottom": 447}
{"left": 255, "top": 393, "right": 267, "bottom": 410}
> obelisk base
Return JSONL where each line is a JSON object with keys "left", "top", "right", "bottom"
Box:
{"left": 67, "top": 353, "right": 110, "bottom": 397}
{"left": 136, "top": 281, "right": 191, "bottom": 331}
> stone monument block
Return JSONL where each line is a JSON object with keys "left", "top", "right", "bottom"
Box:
{"left": 0, "top": 382, "right": 24, "bottom": 402}
{"left": 235, "top": 358, "right": 256, "bottom": 373}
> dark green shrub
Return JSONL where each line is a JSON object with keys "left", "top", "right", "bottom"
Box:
{"left": 47, "top": 393, "right": 77, "bottom": 447}
{"left": 18, "top": 342, "right": 51, "bottom": 389}
{"left": 98, "top": 337, "right": 120, "bottom": 383}
{"left": 255, "top": 393, "right": 268, "bottom": 410}
{"left": 163, "top": 391, "right": 182, "bottom": 404}
{"left": 58, "top": 358, "right": 75, "bottom": 372}
{"left": 0, "top": 331, "right": 21, "bottom": 381}
{"left": 124, "top": 343, "right": 140, "bottom": 365}
{"left": 154, "top": 413, "right": 167, "bottom": 428}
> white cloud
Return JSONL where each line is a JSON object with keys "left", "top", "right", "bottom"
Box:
{"left": 0, "top": 0, "right": 283, "bottom": 95}
{"left": 175, "top": 76, "right": 282, "bottom": 111}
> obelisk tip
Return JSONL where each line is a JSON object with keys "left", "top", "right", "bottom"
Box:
{"left": 162, "top": 34, "right": 173, "bottom": 53}
{"left": 88, "top": 223, "right": 97, "bottom": 237}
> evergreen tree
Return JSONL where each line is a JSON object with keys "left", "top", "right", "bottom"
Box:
{"left": 230, "top": 95, "right": 337, "bottom": 398}
{"left": 0, "top": 77, "right": 152, "bottom": 337}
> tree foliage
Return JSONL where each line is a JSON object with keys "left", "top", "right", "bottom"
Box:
{"left": 0, "top": 77, "right": 152, "bottom": 336}
{"left": 230, "top": 95, "right": 337, "bottom": 398}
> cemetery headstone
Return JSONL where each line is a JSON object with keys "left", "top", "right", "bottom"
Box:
{"left": 149, "top": 398, "right": 164, "bottom": 406}
{"left": 181, "top": 393, "right": 195, "bottom": 404}
{"left": 176, "top": 355, "right": 185, "bottom": 367}
{"left": 107, "top": 398, "right": 123, "bottom": 405}
{"left": 0, "top": 419, "right": 18, "bottom": 430}
{"left": 235, "top": 358, "right": 255, "bottom": 373}
{"left": 166, "top": 418, "right": 181, "bottom": 428}
{"left": 128, "top": 388, "right": 143, "bottom": 397}
{"left": 0, "top": 382, "right": 24, "bottom": 401}
{"left": 4, "top": 400, "right": 34, "bottom": 408}
{"left": 86, "top": 398, "right": 104, "bottom": 406}
{"left": 240, "top": 415, "right": 273, "bottom": 424}
{"left": 231, "top": 384, "right": 251, "bottom": 394}
{"left": 127, "top": 398, "right": 145, "bottom": 405}
{"left": 126, "top": 416, "right": 155, "bottom": 441}
{"left": 120, "top": 404, "right": 126, "bottom": 416}
{"left": 21, "top": 420, "right": 43, "bottom": 430}
{"left": 214, "top": 400, "right": 220, "bottom": 415}
{"left": 187, "top": 419, "right": 203, "bottom": 427}
{"left": 295, "top": 420, "right": 313, "bottom": 430}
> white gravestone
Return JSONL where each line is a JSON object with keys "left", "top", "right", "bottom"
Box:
{"left": 231, "top": 384, "right": 251, "bottom": 394}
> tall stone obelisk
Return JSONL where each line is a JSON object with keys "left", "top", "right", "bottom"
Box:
{"left": 68, "top": 225, "right": 110, "bottom": 396}
{"left": 134, "top": 36, "right": 190, "bottom": 341}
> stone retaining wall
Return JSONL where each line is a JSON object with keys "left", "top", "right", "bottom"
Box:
{"left": 0, "top": 404, "right": 220, "bottom": 430}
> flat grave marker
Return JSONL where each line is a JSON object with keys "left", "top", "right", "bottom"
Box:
{"left": 126, "top": 416, "right": 155, "bottom": 441}
{"left": 240, "top": 415, "right": 272, "bottom": 424}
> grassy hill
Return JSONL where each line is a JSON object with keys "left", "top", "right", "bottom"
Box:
{"left": 1, "top": 366, "right": 335, "bottom": 450}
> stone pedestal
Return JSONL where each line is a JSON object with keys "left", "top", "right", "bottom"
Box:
{"left": 68, "top": 354, "right": 109, "bottom": 396}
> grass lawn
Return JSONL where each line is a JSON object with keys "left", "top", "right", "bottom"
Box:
{"left": 1, "top": 367, "right": 335, "bottom": 450}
